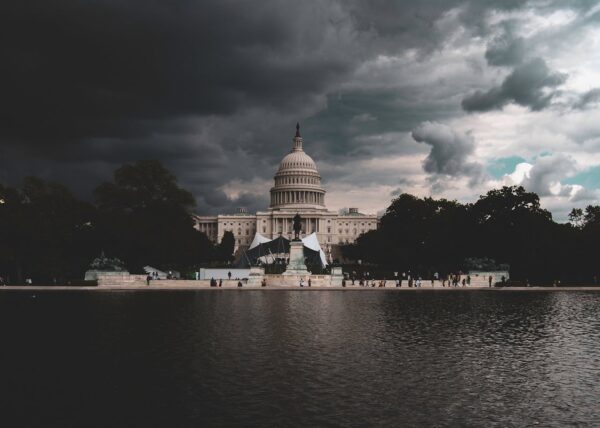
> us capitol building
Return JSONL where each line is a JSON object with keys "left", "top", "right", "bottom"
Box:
{"left": 194, "top": 124, "right": 378, "bottom": 254}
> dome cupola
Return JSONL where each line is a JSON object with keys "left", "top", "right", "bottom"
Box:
{"left": 270, "top": 123, "right": 326, "bottom": 210}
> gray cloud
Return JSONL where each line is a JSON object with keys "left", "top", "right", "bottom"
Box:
{"left": 411, "top": 121, "right": 484, "bottom": 184}
{"left": 520, "top": 155, "right": 577, "bottom": 197}
{"left": 462, "top": 58, "right": 567, "bottom": 112}
{"left": 1, "top": 0, "right": 599, "bottom": 216}
{"left": 574, "top": 88, "right": 600, "bottom": 109}
{"left": 485, "top": 27, "right": 527, "bottom": 66}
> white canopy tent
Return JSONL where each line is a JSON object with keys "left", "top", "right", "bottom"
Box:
{"left": 301, "top": 232, "right": 328, "bottom": 267}
{"left": 248, "top": 232, "right": 328, "bottom": 267}
{"left": 248, "top": 233, "right": 271, "bottom": 250}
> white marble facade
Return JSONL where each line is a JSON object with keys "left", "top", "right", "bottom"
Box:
{"left": 194, "top": 124, "right": 378, "bottom": 252}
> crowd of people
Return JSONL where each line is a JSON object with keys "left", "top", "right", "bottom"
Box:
{"left": 342, "top": 271, "right": 501, "bottom": 288}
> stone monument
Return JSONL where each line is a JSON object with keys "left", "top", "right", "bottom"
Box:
{"left": 283, "top": 213, "right": 309, "bottom": 275}
{"left": 84, "top": 251, "right": 129, "bottom": 280}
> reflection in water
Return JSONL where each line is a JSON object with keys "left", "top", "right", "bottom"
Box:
{"left": 0, "top": 290, "right": 599, "bottom": 427}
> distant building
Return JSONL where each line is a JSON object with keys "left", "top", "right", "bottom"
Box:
{"left": 194, "top": 124, "right": 379, "bottom": 253}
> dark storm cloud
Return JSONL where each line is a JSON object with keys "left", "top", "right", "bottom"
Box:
{"left": 485, "top": 29, "right": 527, "bottom": 66}
{"left": 462, "top": 58, "right": 567, "bottom": 112}
{"left": 411, "top": 121, "right": 483, "bottom": 184}
{"left": 0, "top": 0, "right": 355, "bottom": 142}
{"left": 1, "top": 0, "right": 597, "bottom": 213}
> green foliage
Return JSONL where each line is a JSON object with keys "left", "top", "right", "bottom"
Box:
{"left": 93, "top": 160, "right": 215, "bottom": 272}
{"left": 0, "top": 161, "right": 231, "bottom": 284}
{"left": 94, "top": 160, "right": 195, "bottom": 212}
{"left": 89, "top": 252, "right": 126, "bottom": 271}
{"left": 0, "top": 178, "right": 95, "bottom": 283}
{"left": 3, "top": 167, "right": 600, "bottom": 285}
{"left": 568, "top": 208, "right": 584, "bottom": 228}
{"left": 343, "top": 186, "right": 599, "bottom": 283}
{"left": 217, "top": 231, "right": 235, "bottom": 263}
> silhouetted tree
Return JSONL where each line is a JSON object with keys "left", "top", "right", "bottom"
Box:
{"left": 568, "top": 208, "right": 584, "bottom": 229}
{"left": 471, "top": 186, "right": 555, "bottom": 281}
{"left": 0, "top": 178, "right": 94, "bottom": 283}
{"left": 343, "top": 185, "right": 599, "bottom": 283}
{"left": 93, "top": 160, "right": 213, "bottom": 272}
{"left": 217, "top": 231, "right": 235, "bottom": 263}
{"left": 344, "top": 194, "right": 471, "bottom": 275}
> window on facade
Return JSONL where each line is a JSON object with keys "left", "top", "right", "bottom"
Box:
{"left": 263, "top": 227, "right": 266, "bottom": 233}
{"left": 327, "top": 236, "right": 331, "bottom": 242}
{"left": 327, "top": 227, "right": 331, "bottom": 233}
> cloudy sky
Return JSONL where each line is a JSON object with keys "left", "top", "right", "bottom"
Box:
{"left": 2, "top": 0, "right": 600, "bottom": 220}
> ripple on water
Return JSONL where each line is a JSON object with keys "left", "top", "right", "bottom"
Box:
{"left": 0, "top": 290, "right": 599, "bottom": 427}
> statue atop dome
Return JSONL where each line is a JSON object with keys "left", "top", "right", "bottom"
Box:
{"left": 292, "top": 122, "right": 303, "bottom": 152}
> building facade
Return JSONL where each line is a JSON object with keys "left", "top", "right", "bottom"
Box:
{"left": 194, "top": 124, "right": 379, "bottom": 253}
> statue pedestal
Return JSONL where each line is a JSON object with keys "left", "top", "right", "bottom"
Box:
{"left": 283, "top": 241, "right": 309, "bottom": 275}
{"left": 330, "top": 266, "right": 344, "bottom": 287}
{"left": 246, "top": 266, "right": 265, "bottom": 286}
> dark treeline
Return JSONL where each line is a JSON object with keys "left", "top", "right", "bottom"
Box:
{"left": 0, "top": 160, "right": 233, "bottom": 284}
{"left": 343, "top": 186, "right": 600, "bottom": 284}
{"left": 2, "top": 161, "right": 599, "bottom": 284}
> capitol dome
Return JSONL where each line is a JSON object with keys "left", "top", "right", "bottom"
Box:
{"left": 270, "top": 123, "right": 326, "bottom": 210}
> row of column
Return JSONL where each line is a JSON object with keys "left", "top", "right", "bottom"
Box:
{"left": 272, "top": 191, "right": 324, "bottom": 206}
{"left": 272, "top": 217, "right": 320, "bottom": 234}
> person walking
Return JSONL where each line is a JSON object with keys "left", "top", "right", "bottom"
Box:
{"left": 300, "top": 278, "right": 304, "bottom": 287}
{"left": 219, "top": 279, "right": 222, "bottom": 287}
{"left": 466, "top": 275, "right": 471, "bottom": 287}
{"left": 488, "top": 275, "right": 492, "bottom": 287}
{"left": 146, "top": 274, "right": 151, "bottom": 286}
{"left": 308, "top": 278, "right": 312, "bottom": 287}
{"left": 228, "top": 271, "right": 232, "bottom": 280}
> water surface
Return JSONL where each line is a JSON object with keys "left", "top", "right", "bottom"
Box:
{"left": 1, "top": 290, "right": 599, "bottom": 427}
